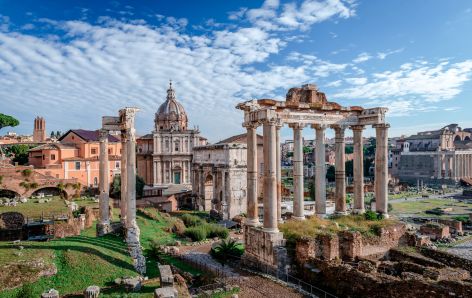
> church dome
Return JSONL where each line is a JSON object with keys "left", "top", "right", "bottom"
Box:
{"left": 155, "top": 82, "right": 188, "bottom": 131}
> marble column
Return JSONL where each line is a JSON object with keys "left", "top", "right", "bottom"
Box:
{"left": 244, "top": 123, "right": 260, "bottom": 226}
{"left": 352, "top": 125, "right": 365, "bottom": 213}
{"left": 313, "top": 124, "right": 327, "bottom": 216}
{"left": 276, "top": 123, "right": 283, "bottom": 223}
{"left": 212, "top": 170, "right": 217, "bottom": 210}
{"left": 290, "top": 123, "right": 305, "bottom": 220}
{"left": 222, "top": 170, "right": 228, "bottom": 220}
{"left": 97, "top": 129, "right": 111, "bottom": 236}
{"left": 120, "top": 130, "right": 128, "bottom": 226}
{"left": 437, "top": 151, "right": 442, "bottom": 179}
{"left": 121, "top": 107, "right": 146, "bottom": 274}
{"left": 263, "top": 119, "right": 278, "bottom": 232}
{"left": 334, "top": 125, "right": 347, "bottom": 214}
{"left": 374, "top": 123, "right": 390, "bottom": 218}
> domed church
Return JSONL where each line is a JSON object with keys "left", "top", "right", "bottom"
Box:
{"left": 137, "top": 82, "right": 207, "bottom": 187}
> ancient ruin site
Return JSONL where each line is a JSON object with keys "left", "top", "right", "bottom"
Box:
{"left": 1, "top": 1, "right": 472, "bottom": 298}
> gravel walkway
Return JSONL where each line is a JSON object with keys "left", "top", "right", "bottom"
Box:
{"left": 447, "top": 239, "right": 472, "bottom": 260}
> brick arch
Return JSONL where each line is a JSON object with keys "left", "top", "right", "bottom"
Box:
{"left": 0, "top": 188, "right": 21, "bottom": 198}
{"left": 29, "top": 186, "right": 70, "bottom": 199}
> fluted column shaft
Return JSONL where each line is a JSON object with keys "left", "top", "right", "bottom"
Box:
{"left": 276, "top": 124, "right": 283, "bottom": 222}
{"left": 314, "top": 124, "right": 326, "bottom": 216}
{"left": 334, "top": 126, "right": 347, "bottom": 214}
{"left": 263, "top": 119, "right": 278, "bottom": 232}
{"left": 352, "top": 125, "right": 365, "bottom": 213}
{"left": 120, "top": 132, "right": 128, "bottom": 226}
{"left": 98, "top": 129, "right": 110, "bottom": 225}
{"left": 290, "top": 123, "right": 305, "bottom": 220}
{"left": 245, "top": 123, "right": 260, "bottom": 226}
{"left": 374, "top": 123, "right": 390, "bottom": 217}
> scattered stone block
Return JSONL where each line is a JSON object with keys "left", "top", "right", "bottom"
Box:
{"left": 358, "top": 261, "right": 377, "bottom": 273}
{"left": 123, "top": 276, "right": 142, "bottom": 292}
{"left": 41, "top": 289, "right": 59, "bottom": 298}
{"left": 158, "top": 264, "right": 174, "bottom": 287}
{"left": 84, "top": 285, "right": 100, "bottom": 298}
{"left": 154, "top": 287, "right": 178, "bottom": 298}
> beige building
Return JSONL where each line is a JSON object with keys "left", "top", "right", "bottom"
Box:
{"left": 137, "top": 82, "right": 206, "bottom": 186}
{"left": 192, "top": 133, "right": 263, "bottom": 219}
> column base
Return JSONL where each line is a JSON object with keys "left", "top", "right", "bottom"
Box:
{"left": 126, "top": 224, "right": 146, "bottom": 275}
{"left": 278, "top": 218, "right": 284, "bottom": 224}
{"left": 380, "top": 213, "right": 390, "bottom": 219}
{"left": 244, "top": 225, "right": 286, "bottom": 268}
{"left": 291, "top": 216, "right": 305, "bottom": 221}
{"left": 96, "top": 222, "right": 113, "bottom": 237}
{"left": 315, "top": 213, "right": 327, "bottom": 219}
{"left": 352, "top": 208, "right": 365, "bottom": 215}
{"left": 245, "top": 218, "right": 261, "bottom": 227}
{"left": 334, "top": 211, "right": 348, "bottom": 216}
{"left": 263, "top": 227, "right": 280, "bottom": 233}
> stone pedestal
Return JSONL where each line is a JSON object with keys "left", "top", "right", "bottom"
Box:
{"left": 243, "top": 225, "right": 286, "bottom": 268}
{"left": 84, "top": 286, "right": 100, "bottom": 298}
{"left": 96, "top": 222, "right": 113, "bottom": 236}
{"left": 41, "top": 289, "right": 59, "bottom": 298}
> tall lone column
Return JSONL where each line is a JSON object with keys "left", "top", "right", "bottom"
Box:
{"left": 263, "top": 118, "right": 278, "bottom": 232}
{"left": 313, "top": 124, "right": 327, "bottom": 217}
{"left": 352, "top": 125, "right": 365, "bottom": 214}
{"left": 97, "top": 129, "right": 112, "bottom": 236}
{"left": 374, "top": 123, "right": 390, "bottom": 218}
{"left": 244, "top": 123, "right": 260, "bottom": 226}
{"left": 121, "top": 107, "right": 146, "bottom": 275}
{"left": 290, "top": 123, "right": 305, "bottom": 220}
{"left": 120, "top": 131, "right": 128, "bottom": 226}
{"left": 334, "top": 125, "right": 347, "bottom": 215}
{"left": 276, "top": 123, "right": 283, "bottom": 223}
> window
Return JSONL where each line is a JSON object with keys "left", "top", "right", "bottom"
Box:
{"left": 108, "top": 148, "right": 112, "bottom": 154}
{"left": 91, "top": 148, "right": 97, "bottom": 155}
{"left": 174, "top": 140, "right": 180, "bottom": 152}
{"left": 116, "top": 161, "right": 120, "bottom": 168}
{"left": 51, "top": 154, "right": 56, "bottom": 160}
{"left": 165, "top": 140, "right": 170, "bottom": 152}
{"left": 42, "top": 155, "right": 45, "bottom": 160}
{"left": 93, "top": 177, "right": 98, "bottom": 186}
{"left": 75, "top": 161, "right": 80, "bottom": 170}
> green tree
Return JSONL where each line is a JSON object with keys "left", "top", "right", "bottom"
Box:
{"left": 303, "top": 146, "right": 313, "bottom": 154}
{"left": 210, "top": 238, "right": 244, "bottom": 265}
{"left": 326, "top": 165, "right": 335, "bottom": 182}
{"left": 0, "top": 113, "right": 19, "bottom": 130}
{"left": 110, "top": 174, "right": 145, "bottom": 198}
{"left": 4, "top": 144, "right": 33, "bottom": 165}
{"left": 345, "top": 160, "right": 353, "bottom": 177}
{"left": 307, "top": 180, "right": 316, "bottom": 201}
{"left": 345, "top": 145, "right": 354, "bottom": 154}
{"left": 56, "top": 131, "right": 62, "bottom": 138}
{"left": 50, "top": 131, "right": 55, "bottom": 138}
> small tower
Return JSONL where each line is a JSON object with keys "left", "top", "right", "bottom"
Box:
{"left": 33, "top": 116, "right": 46, "bottom": 142}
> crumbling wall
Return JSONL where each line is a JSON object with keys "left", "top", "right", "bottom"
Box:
{"left": 421, "top": 248, "right": 472, "bottom": 273}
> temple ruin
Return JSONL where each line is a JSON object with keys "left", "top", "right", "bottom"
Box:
{"left": 98, "top": 107, "right": 146, "bottom": 274}
{"left": 237, "top": 84, "right": 390, "bottom": 268}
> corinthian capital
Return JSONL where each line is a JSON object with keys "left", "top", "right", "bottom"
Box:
{"left": 98, "top": 129, "right": 109, "bottom": 142}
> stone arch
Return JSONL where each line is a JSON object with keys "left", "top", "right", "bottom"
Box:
{"left": 31, "top": 187, "right": 68, "bottom": 199}
{"left": 465, "top": 136, "right": 471, "bottom": 142}
{"left": 0, "top": 189, "right": 21, "bottom": 199}
{"left": 204, "top": 173, "right": 213, "bottom": 204}
{"left": 454, "top": 135, "right": 462, "bottom": 142}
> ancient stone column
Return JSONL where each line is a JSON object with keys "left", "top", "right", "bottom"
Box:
{"left": 352, "top": 125, "right": 365, "bottom": 214}
{"left": 334, "top": 125, "right": 347, "bottom": 215}
{"left": 374, "top": 123, "right": 390, "bottom": 218}
{"left": 244, "top": 122, "right": 260, "bottom": 226}
{"left": 120, "top": 130, "right": 128, "bottom": 226}
{"left": 212, "top": 170, "right": 218, "bottom": 210}
{"left": 437, "top": 151, "right": 442, "bottom": 179}
{"left": 84, "top": 285, "right": 100, "bottom": 298}
{"left": 263, "top": 118, "right": 278, "bottom": 232}
{"left": 221, "top": 170, "right": 228, "bottom": 220}
{"left": 313, "top": 124, "right": 327, "bottom": 216}
{"left": 121, "top": 107, "right": 146, "bottom": 275}
{"left": 290, "top": 123, "right": 305, "bottom": 220}
{"left": 97, "top": 129, "right": 111, "bottom": 236}
{"left": 276, "top": 123, "right": 283, "bottom": 223}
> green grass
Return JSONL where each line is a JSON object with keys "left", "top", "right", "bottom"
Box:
{"left": 0, "top": 196, "right": 68, "bottom": 218}
{"left": 0, "top": 207, "right": 202, "bottom": 297}
{"left": 390, "top": 198, "right": 472, "bottom": 217}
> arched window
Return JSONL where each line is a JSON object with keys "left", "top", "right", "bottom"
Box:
{"left": 174, "top": 139, "right": 180, "bottom": 152}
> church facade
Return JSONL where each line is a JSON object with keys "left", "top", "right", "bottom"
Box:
{"left": 137, "top": 83, "right": 207, "bottom": 186}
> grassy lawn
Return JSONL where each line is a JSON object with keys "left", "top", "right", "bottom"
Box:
{"left": 390, "top": 198, "right": 472, "bottom": 217}
{"left": 0, "top": 207, "right": 202, "bottom": 297}
{"left": 0, "top": 196, "right": 68, "bottom": 218}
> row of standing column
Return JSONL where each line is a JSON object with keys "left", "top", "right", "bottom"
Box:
{"left": 244, "top": 120, "right": 390, "bottom": 232}
{"left": 438, "top": 153, "right": 472, "bottom": 179}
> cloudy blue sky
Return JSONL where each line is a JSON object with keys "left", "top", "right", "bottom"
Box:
{"left": 1, "top": 0, "right": 472, "bottom": 142}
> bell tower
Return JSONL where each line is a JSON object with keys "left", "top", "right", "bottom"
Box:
{"left": 33, "top": 116, "right": 46, "bottom": 142}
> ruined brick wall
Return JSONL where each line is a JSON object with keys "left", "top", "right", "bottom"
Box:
{"left": 53, "top": 218, "right": 81, "bottom": 238}
{"left": 421, "top": 248, "right": 472, "bottom": 273}
{"left": 361, "top": 223, "right": 408, "bottom": 257}
{"left": 419, "top": 224, "right": 450, "bottom": 239}
{"left": 438, "top": 219, "right": 462, "bottom": 233}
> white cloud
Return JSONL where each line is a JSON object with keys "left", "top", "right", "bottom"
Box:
{"left": 377, "top": 48, "right": 403, "bottom": 60}
{"left": 335, "top": 60, "right": 472, "bottom": 102}
{"left": 345, "top": 77, "right": 367, "bottom": 85}
{"left": 352, "top": 52, "right": 371, "bottom": 63}
{"left": 245, "top": 0, "right": 356, "bottom": 31}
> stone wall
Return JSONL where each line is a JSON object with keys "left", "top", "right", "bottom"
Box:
{"left": 53, "top": 217, "right": 84, "bottom": 238}
{"left": 243, "top": 225, "right": 285, "bottom": 268}
{"left": 419, "top": 224, "right": 450, "bottom": 240}
{"left": 420, "top": 248, "right": 472, "bottom": 273}
{"left": 295, "top": 223, "right": 408, "bottom": 262}
{"left": 438, "top": 219, "right": 463, "bottom": 234}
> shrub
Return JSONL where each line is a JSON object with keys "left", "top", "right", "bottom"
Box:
{"left": 453, "top": 215, "right": 470, "bottom": 223}
{"left": 364, "top": 210, "right": 378, "bottom": 221}
{"left": 21, "top": 169, "right": 32, "bottom": 177}
{"left": 171, "top": 218, "right": 186, "bottom": 236}
{"left": 206, "top": 224, "right": 229, "bottom": 239}
{"left": 185, "top": 226, "right": 207, "bottom": 241}
{"left": 211, "top": 238, "right": 244, "bottom": 265}
{"left": 15, "top": 283, "right": 35, "bottom": 298}
{"left": 181, "top": 213, "right": 205, "bottom": 227}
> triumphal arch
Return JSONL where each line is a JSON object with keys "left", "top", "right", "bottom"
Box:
{"left": 237, "top": 84, "right": 389, "bottom": 268}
